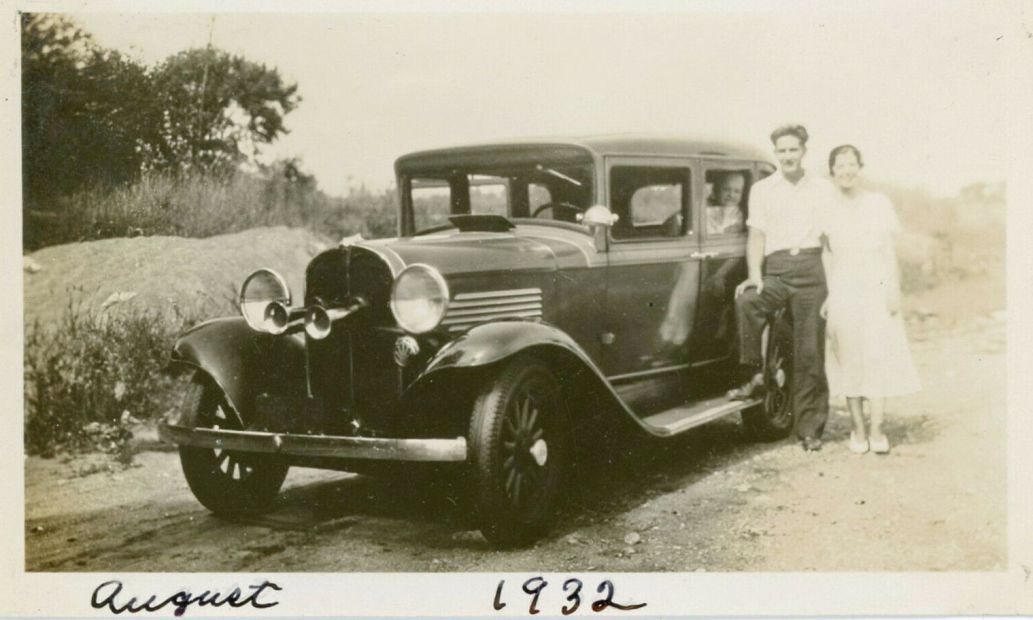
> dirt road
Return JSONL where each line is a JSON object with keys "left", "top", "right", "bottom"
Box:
{"left": 24, "top": 278, "right": 1006, "bottom": 572}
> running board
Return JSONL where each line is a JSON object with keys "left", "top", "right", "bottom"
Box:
{"left": 642, "top": 395, "right": 762, "bottom": 437}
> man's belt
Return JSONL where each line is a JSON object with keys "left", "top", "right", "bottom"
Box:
{"left": 767, "top": 247, "right": 821, "bottom": 258}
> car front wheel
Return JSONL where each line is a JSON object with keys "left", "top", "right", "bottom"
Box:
{"left": 468, "top": 357, "right": 569, "bottom": 548}
{"left": 178, "top": 373, "right": 289, "bottom": 517}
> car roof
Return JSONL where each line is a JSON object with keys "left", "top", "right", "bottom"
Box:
{"left": 395, "top": 133, "right": 773, "bottom": 172}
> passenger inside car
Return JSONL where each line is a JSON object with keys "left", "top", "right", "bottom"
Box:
{"left": 705, "top": 171, "right": 748, "bottom": 234}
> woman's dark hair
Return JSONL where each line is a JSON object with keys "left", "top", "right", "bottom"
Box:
{"left": 828, "top": 144, "right": 864, "bottom": 173}
{"left": 769, "top": 124, "right": 809, "bottom": 146}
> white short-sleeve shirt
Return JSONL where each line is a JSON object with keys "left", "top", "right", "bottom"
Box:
{"left": 746, "top": 170, "right": 834, "bottom": 255}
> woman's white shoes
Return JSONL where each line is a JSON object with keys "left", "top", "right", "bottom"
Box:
{"left": 848, "top": 432, "right": 890, "bottom": 454}
{"left": 869, "top": 434, "right": 890, "bottom": 454}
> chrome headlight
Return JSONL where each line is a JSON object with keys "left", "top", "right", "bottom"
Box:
{"left": 239, "top": 269, "right": 292, "bottom": 334}
{"left": 390, "top": 264, "right": 449, "bottom": 334}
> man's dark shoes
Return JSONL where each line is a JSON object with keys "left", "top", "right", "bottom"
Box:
{"left": 727, "top": 374, "right": 765, "bottom": 401}
{"left": 801, "top": 437, "right": 823, "bottom": 452}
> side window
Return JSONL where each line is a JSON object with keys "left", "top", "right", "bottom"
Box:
{"left": 469, "top": 175, "right": 508, "bottom": 216}
{"left": 758, "top": 162, "right": 776, "bottom": 180}
{"left": 704, "top": 168, "right": 752, "bottom": 236}
{"left": 610, "top": 166, "right": 690, "bottom": 240}
{"left": 412, "top": 178, "right": 452, "bottom": 230}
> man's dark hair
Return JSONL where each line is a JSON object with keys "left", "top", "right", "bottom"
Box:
{"left": 770, "top": 124, "right": 809, "bottom": 146}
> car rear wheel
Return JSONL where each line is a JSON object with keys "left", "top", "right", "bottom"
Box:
{"left": 742, "top": 312, "right": 795, "bottom": 440}
{"left": 468, "top": 357, "right": 569, "bottom": 548}
{"left": 178, "top": 373, "right": 289, "bottom": 517}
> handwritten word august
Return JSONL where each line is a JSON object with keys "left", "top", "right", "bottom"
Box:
{"left": 91, "top": 579, "right": 281, "bottom": 616}
{"left": 494, "top": 577, "right": 647, "bottom": 615}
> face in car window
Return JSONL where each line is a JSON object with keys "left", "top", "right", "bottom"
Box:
{"left": 715, "top": 173, "right": 744, "bottom": 207}
{"left": 705, "top": 170, "right": 750, "bottom": 235}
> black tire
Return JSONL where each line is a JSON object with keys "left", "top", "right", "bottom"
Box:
{"left": 742, "top": 313, "right": 794, "bottom": 441}
{"left": 468, "top": 357, "right": 569, "bottom": 548}
{"left": 178, "top": 373, "right": 289, "bottom": 517}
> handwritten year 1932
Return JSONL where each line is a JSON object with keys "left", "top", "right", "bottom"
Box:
{"left": 493, "top": 577, "right": 647, "bottom": 615}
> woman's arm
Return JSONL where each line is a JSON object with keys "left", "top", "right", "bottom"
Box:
{"left": 820, "top": 234, "right": 832, "bottom": 318}
{"left": 883, "top": 240, "right": 902, "bottom": 315}
{"left": 821, "top": 233, "right": 833, "bottom": 286}
{"left": 880, "top": 197, "right": 903, "bottom": 315}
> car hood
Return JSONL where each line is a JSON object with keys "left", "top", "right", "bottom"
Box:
{"left": 361, "top": 230, "right": 562, "bottom": 277}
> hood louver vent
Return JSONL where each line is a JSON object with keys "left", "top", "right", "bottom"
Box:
{"left": 441, "top": 288, "right": 543, "bottom": 333}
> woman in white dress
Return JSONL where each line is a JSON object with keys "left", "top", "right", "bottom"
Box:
{"left": 822, "top": 145, "right": 920, "bottom": 454}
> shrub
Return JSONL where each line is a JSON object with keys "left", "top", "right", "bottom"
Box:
{"left": 23, "top": 300, "right": 202, "bottom": 457}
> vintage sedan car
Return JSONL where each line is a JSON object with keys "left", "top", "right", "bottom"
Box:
{"left": 160, "top": 134, "right": 793, "bottom": 547}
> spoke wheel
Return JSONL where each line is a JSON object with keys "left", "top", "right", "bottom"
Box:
{"left": 178, "top": 373, "right": 288, "bottom": 517}
{"left": 742, "top": 314, "right": 795, "bottom": 440}
{"left": 469, "top": 357, "right": 568, "bottom": 548}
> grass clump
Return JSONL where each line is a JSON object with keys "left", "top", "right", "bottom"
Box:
{"left": 25, "top": 164, "right": 399, "bottom": 251}
{"left": 23, "top": 301, "right": 201, "bottom": 458}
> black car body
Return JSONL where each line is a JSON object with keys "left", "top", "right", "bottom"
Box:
{"left": 160, "top": 134, "right": 793, "bottom": 546}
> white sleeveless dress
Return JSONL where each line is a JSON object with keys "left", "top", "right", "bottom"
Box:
{"left": 824, "top": 190, "right": 920, "bottom": 398}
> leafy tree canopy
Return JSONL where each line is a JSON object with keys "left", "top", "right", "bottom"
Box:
{"left": 22, "top": 13, "right": 301, "bottom": 212}
{"left": 22, "top": 14, "right": 156, "bottom": 204}
{"left": 147, "top": 48, "right": 301, "bottom": 173}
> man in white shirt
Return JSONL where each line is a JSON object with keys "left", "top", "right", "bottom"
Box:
{"left": 730, "top": 124, "right": 832, "bottom": 452}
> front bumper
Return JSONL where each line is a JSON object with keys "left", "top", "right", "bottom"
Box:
{"left": 159, "top": 423, "right": 468, "bottom": 462}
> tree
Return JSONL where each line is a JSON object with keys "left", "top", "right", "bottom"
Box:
{"left": 21, "top": 14, "right": 303, "bottom": 248}
{"left": 23, "top": 15, "right": 301, "bottom": 199}
{"left": 22, "top": 14, "right": 157, "bottom": 209}
{"left": 147, "top": 48, "right": 300, "bottom": 174}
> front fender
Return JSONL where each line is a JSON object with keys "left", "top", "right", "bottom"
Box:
{"left": 419, "top": 320, "right": 591, "bottom": 376}
{"left": 410, "top": 320, "right": 659, "bottom": 435}
{"left": 170, "top": 317, "right": 307, "bottom": 425}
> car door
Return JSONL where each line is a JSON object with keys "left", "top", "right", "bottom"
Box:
{"left": 688, "top": 160, "right": 759, "bottom": 363}
{"left": 601, "top": 157, "right": 702, "bottom": 403}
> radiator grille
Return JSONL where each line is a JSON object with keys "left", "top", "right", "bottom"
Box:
{"left": 304, "top": 246, "right": 397, "bottom": 432}
{"left": 442, "top": 288, "right": 543, "bottom": 333}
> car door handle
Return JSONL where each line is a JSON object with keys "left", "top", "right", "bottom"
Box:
{"left": 690, "top": 251, "right": 719, "bottom": 260}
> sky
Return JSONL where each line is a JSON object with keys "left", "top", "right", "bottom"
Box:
{"left": 65, "top": 2, "right": 1023, "bottom": 199}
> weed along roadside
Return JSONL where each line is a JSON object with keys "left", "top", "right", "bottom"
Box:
{"left": 22, "top": 227, "right": 330, "bottom": 459}
{"left": 24, "top": 305, "right": 190, "bottom": 459}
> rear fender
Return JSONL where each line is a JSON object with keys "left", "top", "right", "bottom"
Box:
{"left": 409, "top": 321, "right": 654, "bottom": 434}
{"left": 170, "top": 317, "right": 307, "bottom": 426}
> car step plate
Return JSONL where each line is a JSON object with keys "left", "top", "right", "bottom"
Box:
{"left": 642, "top": 395, "right": 762, "bottom": 437}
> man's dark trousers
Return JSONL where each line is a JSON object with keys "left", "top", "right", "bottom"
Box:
{"left": 735, "top": 249, "right": 829, "bottom": 439}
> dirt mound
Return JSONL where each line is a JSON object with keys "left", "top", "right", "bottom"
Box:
{"left": 24, "top": 227, "right": 334, "bottom": 328}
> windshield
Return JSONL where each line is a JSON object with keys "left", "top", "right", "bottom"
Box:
{"left": 403, "top": 163, "right": 595, "bottom": 234}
